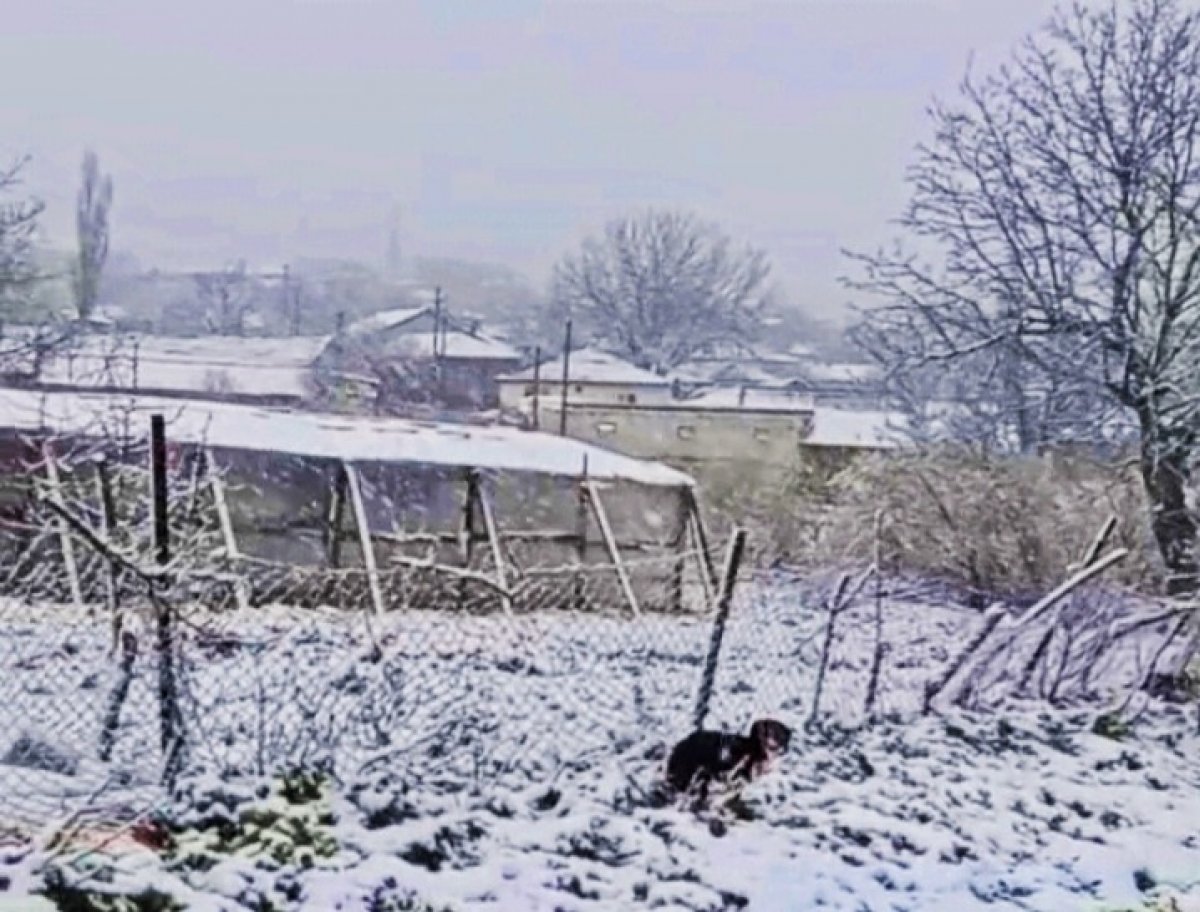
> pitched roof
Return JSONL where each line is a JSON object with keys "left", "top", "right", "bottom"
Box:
{"left": 500, "top": 348, "right": 669, "bottom": 386}
{"left": 677, "top": 387, "right": 815, "bottom": 413}
{"left": 0, "top": 388, "right": 693, "bottom": 488}
{"left": 346, "top": 307, "right": 432, "bottom": 336}
{"left": 382, "top": 330, "right": 521, "bottom": 362}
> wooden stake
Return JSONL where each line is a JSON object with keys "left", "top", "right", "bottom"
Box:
{"left": 205, "top": 449, "right": 250, "bottom": 611}
{"left": 344, "top": 462, "right": 385, "bottom": 618}
{"left": 584, "top": 480, "right": 641, "bottom": 617}
{"left": 693, "top": 528, "right": 748, "bottom": 730}
{"left": 671, "top": 487, "right": 689, "bottom": 613}
{"left": 94, "top": 456, "right": 122, "bottom": 652}
{"left": 457, "top": 469, "right": 479, "bottom": 611}
{"left": 475, "top": 477, "right": 513, "bottom": 615}
{"left": 684, "top": 487, "right": 717, "bottom": 593}
{"left": 42, "top": 440, "right": 84, "bottom": 610}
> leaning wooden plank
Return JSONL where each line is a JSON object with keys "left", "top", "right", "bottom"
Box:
{"left": 687, "top": 509, "right": 715, "bottom": 609}
{"left": 205, "top": 449, "right": 250, "bottom": 611}
{"left": 684, "top": 486, "right": 718, "bottom": 592}
{"left": 671, "top": 487, "right": 689, "bottom": 613}
{"left": 457, "top": 469, "right": 479, "bottom": 611}
{"left": 43, "top": 441, "right": 84, "bottom": 610}
{"left": 343, "top": 462, "right": 385, "bottom": 620}
{"left": 584, "top": 480, "right": 641, "bottom": 618}
{"left": 94, "top": 456, "right": 123, "bottom": 651}
{"left": 475, "top": 477, "right": 514, "bottom": 615}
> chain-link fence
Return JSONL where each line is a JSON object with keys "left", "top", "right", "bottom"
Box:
{"left": 1, "top": 430, "right": 1195, "bottom": 856}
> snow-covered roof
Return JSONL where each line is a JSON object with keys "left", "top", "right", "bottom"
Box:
{"left": 500, "top": 349, "right": 669, "bottom": 387}
{"left": 346, "top": 307, "right": 431, "bottom": 336}
{"left": 675, "top": 387, "right": 815, "bottom": 413}
{"left": 32, "top": 334, "right": 331, "bottom": 400}
{"left": 0, "top": 389, "right": 693, "bottom": 488}
{"left": 806, "top": 407, "right": 904, "bottom": 448}
{"left": 382, "top": 331, "right": 521, "bottom": 362}
{"left": 796, "top": 362, "right": 881, "bottom": 385}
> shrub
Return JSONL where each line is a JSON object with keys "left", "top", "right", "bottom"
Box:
{"left": 704, "top": 446, "right": 1164, "bottom": 597}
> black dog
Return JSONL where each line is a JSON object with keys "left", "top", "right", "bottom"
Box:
{"left": 666, "top": 718, "right": 792, "bottom": 800}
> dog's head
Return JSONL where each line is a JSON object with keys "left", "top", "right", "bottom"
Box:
{"left": 749, "top": 719, "right": 792, "bottom": 756}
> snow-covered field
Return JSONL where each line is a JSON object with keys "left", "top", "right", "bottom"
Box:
{"left": 1, "top": 573, "right": 1198, "bottom": 910}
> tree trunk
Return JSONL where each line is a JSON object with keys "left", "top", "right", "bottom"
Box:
{"left": 1139, "top": 413, "right": 1199, "bottom": 596}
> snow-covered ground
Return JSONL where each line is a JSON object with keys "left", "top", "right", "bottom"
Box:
{"left": 1, "top": 573, "right": 1198, "bottom": 910}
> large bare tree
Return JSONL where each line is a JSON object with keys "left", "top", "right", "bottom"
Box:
{"left": 72, "top": 149, "right": 113, "bottom": 321}
{"left": 847, "top": 0, "right": 1200, "bottom": 595}
{"left": 551, "top": 210, "right": 771, "bottom": 372}
{"left": 0, "top": 156, "right": 44, "bottom": 321}
{"left": 195, "top": 261, "right": 251, "bottom": 335}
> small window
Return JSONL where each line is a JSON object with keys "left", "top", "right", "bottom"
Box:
{"left": 753, "top": 427, "right": 771, "bottom": 442}
{"left": 596, "top": 421, "right": 617, "bottom": 436}
{"left": 627, "top": 393, "right": 638, "bottom": 404}
{"left": 575, "top": 384, "right": 584, "bottom": 394}
{"left": 677, "top": 425, "right": 696, "bottom": 440}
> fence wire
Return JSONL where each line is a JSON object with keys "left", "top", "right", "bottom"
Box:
{"left": 0, "top": 445, "right": 1193, "bottom": 851}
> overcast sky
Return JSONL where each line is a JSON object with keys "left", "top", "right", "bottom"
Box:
{"left": 2, "top": 0, "right": 1057, "bottom": 319}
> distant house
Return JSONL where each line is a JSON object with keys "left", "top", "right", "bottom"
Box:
{"left": 530, "top": 376, "right": 901, "bottom": 479}
{"left": 0, "top": 327, "right": 370, "bottom": 408}
{"left": 785, "top": 361, "right": 883, "bottom": 408}
{"left": 497, "top": 348, "right": 674, "bottom": 426}
{"left": 333, "top": 306, "right": 522, "bottom": 411}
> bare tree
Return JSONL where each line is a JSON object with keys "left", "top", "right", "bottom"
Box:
{"left": 0, "top": 156, "right": 44, "bottom": 321}
{"left": 71, "top": 149, "right": 113, "bottom": 322}
{"left": 551, "top": 210, "right": 771, "bottom": 372}
{"left": 195, "top": 261, "right": 251, "bottom": 335}
{"left": 846, "top": 0, "right": 1200, "bottom": 595}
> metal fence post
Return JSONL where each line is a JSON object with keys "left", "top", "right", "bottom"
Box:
{"left": 150, "top": 414, "right": 181, "bottom": 784}
{"left": 692, "top": 527, "right": 748, "bottom": 731}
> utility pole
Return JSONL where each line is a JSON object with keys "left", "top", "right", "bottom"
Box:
{"left": 433, "top": 286, "right": 445, "bottom": 402}
{"left": 290, "top": 280, "right": 303, "bottom": 336}
{"left": 531, "top": 346, "right": 541, "bottom": 431}
{"left": 559, "top": 320, "right": 573, "bottom": 437}
{"left": 281, "top": 264, "right": 291, "bottom": 334}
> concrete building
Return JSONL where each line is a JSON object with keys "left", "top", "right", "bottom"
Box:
{"left": 539, "top": 384, "right": 899, "bottom": 477}
{"left": 497, "top": 348, "right": 674, "bottom": 424}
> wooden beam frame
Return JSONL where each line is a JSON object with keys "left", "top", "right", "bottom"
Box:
{"left": 583, "top": 480, "right": 641, "bottom": 617}
{"left": 43, "top": 441, "right": 84, "bottom": 611}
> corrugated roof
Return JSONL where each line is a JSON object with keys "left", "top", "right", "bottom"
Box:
{"left": 0, "top": 389, "right": 693, "bottom": 488}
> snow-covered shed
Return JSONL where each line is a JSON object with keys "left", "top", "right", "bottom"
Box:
{"left": 0, "top": 390, "right": 708, "bottom": 614}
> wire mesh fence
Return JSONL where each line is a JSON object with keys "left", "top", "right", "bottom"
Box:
{"left": 1, "top": 426, "right": 1195, "bottom": 856}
